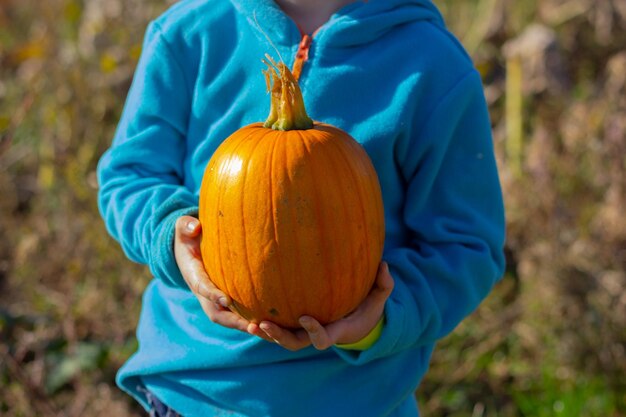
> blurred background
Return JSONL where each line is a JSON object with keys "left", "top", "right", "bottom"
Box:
{"left": 1, "top": 0, "right": 625, "bottom": 416}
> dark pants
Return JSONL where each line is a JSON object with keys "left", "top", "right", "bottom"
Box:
{"left": 137, "top": 386, "right": 182, "bottom": 417}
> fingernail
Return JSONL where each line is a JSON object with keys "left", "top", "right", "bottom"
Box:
{"left": 259, "top": 322, "right": 271, "bottom": 332}
{"left": 187, "top": 219, "right": 199, "bottom": 232}
{"left": 218, "top": 297, "right": 229, "bottom": 308}
{"left": 299, "top": 317, "right": 312, "bottom": 327}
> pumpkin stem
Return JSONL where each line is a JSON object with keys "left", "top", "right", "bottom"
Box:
{"left": 263, "top": 54, "right": 314, "bottom": 131}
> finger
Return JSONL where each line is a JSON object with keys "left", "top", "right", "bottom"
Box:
{"left": 373, "top": 261, "right": 395, "bottom": 298}
{"left": 342, "top": 262, "right": 394, "bottom": 321}
{"left": 321, "top": 263, "right": 395, "bottom": 344}
{"left": 174, "top": 219, "right": 230, "bottom": 307}
{"left": 259, "top": 321, "right": 311, "bottom": 351}
{"left": 299, "top": 316, "right": 333, "bottom": 350}
{"left": 199, "top": 298, "right": 274, "bottom": 343}
{"left": 191, "top": 270, "right": 230, "bottom": 308}
{"left": 176, "top": 215, "right": 202, "bottom": 238}
{"left": 198, "top": 297, "right": 248, "bottom": 331}
{"left": 246, "top": 322, "right": 277, "bottom": 343}
{"left": 181, "top": 257, "right": 229, "bottom": 307}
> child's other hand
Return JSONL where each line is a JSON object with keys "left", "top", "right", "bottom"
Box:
{"left": 258, "top": 262, "right": 394, "bottom": 351}
{"left": 174, "top": 216, "right": 274, "bottom": 342}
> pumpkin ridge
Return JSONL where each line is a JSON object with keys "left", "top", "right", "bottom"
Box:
{"left": 281, "top": 130, "right": 302, "bottom": 317}
{"left": 241, "top": 130, "right": 270, "bottom": 317}
{"left": 216, "top": 131, "right": 257, "bottom": 307}
{"left": 287, "top": 131, "right": 306, "bottom": 318}
{"left": 345, "top": 137, "right": 385, "bottom": 249}
{"left": 268, "top": 130, "right": 296, "bottom": 323}
{"left": 327, "top": 132, "right": 374, "bottom": 300}
{"left": 298, "top": 129, "right": 334, "bottom": 320}
{"left": 318, "top": 129, "right": 358, "bottom": 317}
{"left": 209, "top": 136, "right": 238, "bottom": 304}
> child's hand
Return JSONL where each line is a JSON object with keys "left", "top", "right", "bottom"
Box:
{"left": 256, "top": 262, "right": 395, "bottom": 351}
{"left": 174, "top": 216, "right": 274, "bottom": 341}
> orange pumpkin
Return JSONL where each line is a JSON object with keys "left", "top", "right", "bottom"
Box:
{"left": 199, "top": 57, "right": 385, "bottom": 328}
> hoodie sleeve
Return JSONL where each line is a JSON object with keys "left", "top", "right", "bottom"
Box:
{"left": 97, "top": 21, "right": 198, "bottom": 289}
{"left": 334, "top": 70, "right": 506, "bottom": 364}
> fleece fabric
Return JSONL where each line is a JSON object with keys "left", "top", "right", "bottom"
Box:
{"left": 97, "top": 0, "right": 506, "bottom": 416}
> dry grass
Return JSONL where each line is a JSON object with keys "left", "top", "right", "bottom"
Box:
{"left": 1, "top": 0, "right": 625, "bottom": 416}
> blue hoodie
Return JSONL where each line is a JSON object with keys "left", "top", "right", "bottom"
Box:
{"left": 97, "top": 0, "right": 506, "bottom": 416}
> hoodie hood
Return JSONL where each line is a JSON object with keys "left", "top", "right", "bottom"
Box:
{"left": 231, "top": 0, "right": 445, "bottom": 48}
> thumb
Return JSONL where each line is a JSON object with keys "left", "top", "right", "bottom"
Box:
{"left": 176, "top": 215, "right": 201, "bottom": 239}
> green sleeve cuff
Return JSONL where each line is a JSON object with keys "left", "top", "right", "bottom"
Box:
{"left": 335, "top": 316, "right": 384, "bottom": 351}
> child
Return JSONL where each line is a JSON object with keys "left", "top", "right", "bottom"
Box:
{"left": 97, "top": 0, "right": 506, "bottom": 415}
